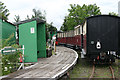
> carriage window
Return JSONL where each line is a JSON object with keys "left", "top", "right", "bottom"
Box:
{"left": 69, "top": 31, "right": 70, "bottom": 37}
{"left": 70, "top": 31, "right": 71, "bottom": 37}
{"left": 77, "top": 28, "right": 78, "bottom": 35}
{"left": 59, "top": 33, "right": 60, "bottom": 38}
{"left": 72, "top": 30, "right": 74, "bottom": 37}
{"left": 70, "top": 30, "right": 73, "bottom": 37}
{"left": 58, "top": 33, "right": 60, "bottom": 37}
{"left": 60, "top": 33, "right": 61, "bottom": 38}
{"left": 76, "top": 29, "right": 77, "bottom": 35}
{"left": 68, "top": 31, "right": 69, "bottom": 37}
{"left": 64, "top": 33, "right": 66, "bottom": 37}
{"left": 74, "top": 30, "right": 76, "bottom": 35}
{"left": 78, "top": 28, "right": 80, "bottom": 34}
{"left": 75, "top": 29, "right": 76, "bottom": 35}
{"left": 66, "top": 32, "right": 68, "bottom": 37}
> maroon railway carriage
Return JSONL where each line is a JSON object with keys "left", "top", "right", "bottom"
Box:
{"left": 74, "top": 25, "right": 82, "bottom": 49}
{"left": 57, "top": 25, "right": 82, "bottom": 49}
{"left": 57, "top": 15, "right": 120, "bottom": 64}
{"left": 57, "top": 32, "right": 66, "bottom": 45}
{"left": 66, "top": 30, "right": 74, "bottom": 46}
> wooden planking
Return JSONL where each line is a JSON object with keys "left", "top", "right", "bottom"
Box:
{"left": 5, "top": 46, "right": 78, "bottom": 79}
{"left": 44, "top": 64, "right": 66, "bottom": 77}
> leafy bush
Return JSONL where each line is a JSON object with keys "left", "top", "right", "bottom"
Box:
{"left": 2, "top": 50, "right": 22, "bottom": 75}
{"left": 1, "top": 33, "right": 23, "bottom": 75}
{"left": 2, "top": 33, "right": 16, "bottom": 48}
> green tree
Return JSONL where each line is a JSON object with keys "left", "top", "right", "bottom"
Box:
{"left": 0, "top": 1, "right": 10, "bottom": 20}
{"left": 45, "top": 22, "right": 57, "bottom": 41}
{"left": 14, "top": 15, "right": 21, "bottom": 22}
{"left": 109, "top": 12, "right": 118, "bottom": 16}
{"left": 32, "top": 8, "right": 46, "bottom": 20}
{"left": 25, "top": 15, "right": 30, "bottom": 20}
{"left": 61, "top": 4, "right": 101, "bottom": 31}
{"left": 26, "top": 8, "right": 46, "bottom": 20}
{"left": 47, "top": 22, "right": 57, "bottom": 32}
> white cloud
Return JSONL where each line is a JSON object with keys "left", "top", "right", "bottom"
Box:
{"left": 1, "top": 0, "right": 120, "bottom": 30}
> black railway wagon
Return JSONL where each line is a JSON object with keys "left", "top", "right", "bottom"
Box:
{"left": 85, "top": 15, "right": 120, "bottom": 63}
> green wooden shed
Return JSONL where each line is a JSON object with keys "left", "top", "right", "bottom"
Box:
{"left": 0, "top": 19, "right": 16, "bottom": 39}
{"left": 17, "top": 18, "right": 46, "bottom": 62}
{"left": 0, "top": 18, "right": 16, "bottom": 49}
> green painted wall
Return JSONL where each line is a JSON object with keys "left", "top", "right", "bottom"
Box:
{"left": 37, "top": 23, "right": 46, "bottom": 58}
{"left": 19, "top": 21, "right": 38, "bottom": 62}
{"left": 0, "top": 19, "right": 16, "bottom": 49}
{"left": 0, "top": 19, "right": 2, "bottom": 40}
{"left": 1, "top": 19, "right": 16, "bottom": 39}
{"left": 0, "top": 19, "right": 2, "bottom": 76}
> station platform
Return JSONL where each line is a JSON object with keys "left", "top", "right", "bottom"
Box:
{"left": 2, "top": 46, "right": 78, "bottom": 80}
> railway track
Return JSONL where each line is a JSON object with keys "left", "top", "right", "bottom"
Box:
{"left": 89, "top": 64, "right": 115, "bottom": 80}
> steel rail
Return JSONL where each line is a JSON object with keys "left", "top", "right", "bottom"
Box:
{"left": 109, "top": 66, "right": 115, "bottom": 80}
{"left": 89, "top": 64, "right": 95, "bottom": 80}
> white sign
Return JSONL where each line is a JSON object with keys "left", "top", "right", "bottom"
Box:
{"left": 53, "top": 37, "right": 56, "bottom": 40}
{"left": 30, "top": 27, "right": 35, "bottom": 33}
{"left": 3, "top": 50, "right": 16, "bottom": 53}
{"left": 52, "top": 35, "right": 56, "bottom": 40}
{"left": 96, "top": 41, "right": 101, "bottom": 49}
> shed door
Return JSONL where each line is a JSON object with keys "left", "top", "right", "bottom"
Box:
{"left": 19, "top": 21, "right": 37, "bottom": 62}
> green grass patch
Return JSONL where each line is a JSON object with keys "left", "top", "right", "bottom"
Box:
{"left": 68, "top": 52, "right": 92, "bottom": 78}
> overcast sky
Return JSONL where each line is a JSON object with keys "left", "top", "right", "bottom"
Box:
{"left": 1, "top": 0, "right": 120, "bottom": 30}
